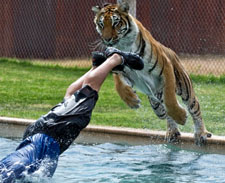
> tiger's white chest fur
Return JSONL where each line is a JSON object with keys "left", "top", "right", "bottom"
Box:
{"left": 112, "top": 17, "right": 163, "bottom": 100}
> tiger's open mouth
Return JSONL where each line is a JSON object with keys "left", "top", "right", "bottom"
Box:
{"left": 103, "top": 39, "right": 119, "bottom": 46}
{"left": 105, "top": 42, "right": 114, "bottom": 46}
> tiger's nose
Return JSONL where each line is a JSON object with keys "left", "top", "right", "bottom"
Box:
{"left": 104, "top": 38, "right": 112, "bottom": 43}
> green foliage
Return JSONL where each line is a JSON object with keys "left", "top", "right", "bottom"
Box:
{"left": 190, "top": 74, "right": 225, "bottom": 84}
{"left": 0, "top": 58, "right": 224, "bottom": 135}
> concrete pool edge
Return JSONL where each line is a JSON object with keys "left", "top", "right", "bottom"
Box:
{"left": 1, "top": 116, "right": 225, "bottom": 154}
{"left": 1, "top": 116, "right": 225, "bottom": 144}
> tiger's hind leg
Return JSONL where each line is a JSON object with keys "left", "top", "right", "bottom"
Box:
{"left": 184, "top": 96, "right": 212, "bottom": 145}
{"left": 175, "top": 69, "right": 212, "bottom": 145}
{"left": 166, "top": 116, "right": 181, "bottom": 142}
{"left": 148, "top": 93, "right": 181, "bottom": 143}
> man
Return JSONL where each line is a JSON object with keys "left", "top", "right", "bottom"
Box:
{"left": 0, "top": 48, "right": 144, "bottom": 182}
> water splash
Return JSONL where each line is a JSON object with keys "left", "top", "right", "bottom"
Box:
{"left": 23, "top": 158, "right": 56, "bottom": 182}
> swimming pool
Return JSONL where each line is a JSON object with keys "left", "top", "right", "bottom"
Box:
{"left": 1, "top": 137, "right": 225, "bottom": 183}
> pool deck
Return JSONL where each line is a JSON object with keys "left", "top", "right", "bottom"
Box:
{"left": 1, "top": 116, "right": 225, "bottom": 154}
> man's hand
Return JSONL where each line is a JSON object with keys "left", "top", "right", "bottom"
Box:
{"left": 92, "top": 51, "right": 107, "bottom": 67}
{"left": 105, "top": 47, "right": 144, "bottom": 71}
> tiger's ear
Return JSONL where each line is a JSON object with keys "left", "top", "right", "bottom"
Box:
{"left": 92, "top": 6, "right": 101, "bottom": 14}
{"left": 118, "top": 2, "right": 130, "bottom": 13}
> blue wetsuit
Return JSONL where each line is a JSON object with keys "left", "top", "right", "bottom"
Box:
{"left": 0, "top": 85, "right": 98, "bottom": 182}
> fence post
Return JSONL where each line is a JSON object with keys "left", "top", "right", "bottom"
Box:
{"left": 117, "top": 0, "right": 136, "bottom": 17}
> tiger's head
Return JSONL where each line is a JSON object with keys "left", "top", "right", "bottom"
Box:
{"left": 92, "top": 2, "right": 131, "bottom": 47}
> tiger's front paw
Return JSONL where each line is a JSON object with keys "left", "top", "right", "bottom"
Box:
{"left": 125, "top": 97, "right": 141, "bottom": 109}
{"left": 121, "top": 86, "right": 141, "bottom": 109}
{"left": 194, "top": 131, "right": 212, "bottom": 145}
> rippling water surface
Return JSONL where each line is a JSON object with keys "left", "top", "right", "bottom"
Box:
{"left": 1, "top": 137, "right": 225, "bottom": 183}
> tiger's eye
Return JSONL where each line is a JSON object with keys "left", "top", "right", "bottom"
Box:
{"left": 117, "top": 22, "right": 122, "bottom": 28}
{"left": 98, "top": 21, "right": 104, "bottom": 28}
{"left": 112, "top": 15, "right": 120, "bottom": 27}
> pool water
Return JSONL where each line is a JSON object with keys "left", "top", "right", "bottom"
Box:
{"left": 1, "top": 137, "right": 225, "bottom": 183}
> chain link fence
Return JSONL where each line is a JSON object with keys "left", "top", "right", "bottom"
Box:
{"left": 0, "top": 0, "right": 224, "bottom": 75}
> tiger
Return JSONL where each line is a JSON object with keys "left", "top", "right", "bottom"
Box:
{"left": 92, "top": 2, "right": 212, "bottom": 144}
